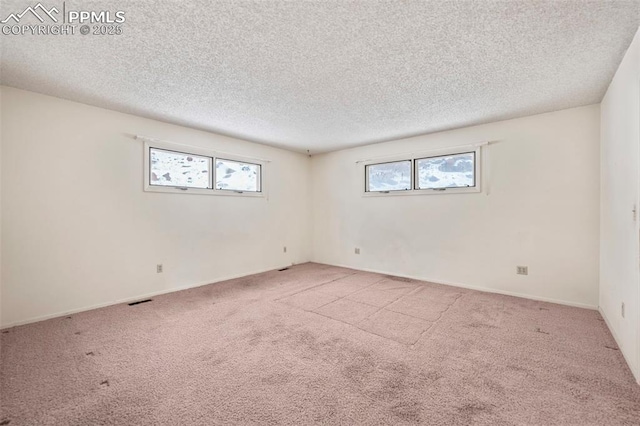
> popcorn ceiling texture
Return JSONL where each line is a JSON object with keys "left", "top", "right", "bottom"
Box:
{"left": 0, "top": 0, "right": 638, "bottom": 153}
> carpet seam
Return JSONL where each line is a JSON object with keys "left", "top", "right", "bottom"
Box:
{"left": 273, "top": 271, "right": 360, "bottom": 301}
{"left": 412, "top": 292, "right": 466, "bottom": 347}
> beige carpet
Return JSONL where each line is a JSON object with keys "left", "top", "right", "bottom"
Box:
{"left": 1, "top": 263, "right": 639, "bottom": 425}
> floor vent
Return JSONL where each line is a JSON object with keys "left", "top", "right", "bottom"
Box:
{"left": 128, "top": 299, "right": 152, "bottom": 306}
{"left": 384, "top": 275, "right": 413, "bottom": 283}
{"left": 278, "top": 267, "right": 289, "bottom": 272}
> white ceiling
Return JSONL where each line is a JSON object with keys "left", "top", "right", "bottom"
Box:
{"left": 1, "top": 1, "right": 639, "bottom": 153}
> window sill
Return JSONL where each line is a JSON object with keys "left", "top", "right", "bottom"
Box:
{"left": 144, "top": 185, "right": 265, "bottom": 197}
{"left": 362, "top": 187, "right": 481, "bottom": 197}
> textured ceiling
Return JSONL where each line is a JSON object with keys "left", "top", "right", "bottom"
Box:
{"left": 1, "top": 1, "right": 639, "bottom": 153}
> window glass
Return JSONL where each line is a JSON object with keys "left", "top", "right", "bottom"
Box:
{"left": 366, "top": 160, "right": 412, "bottom": 192}
{"left": 216, "top": 159, "right": 261, "bottom": 192}
{"left": 416, "top": 152, "right": 475, "bottom": 189}
{"left": 150, "top": 148, "right": 211, "bottom": 189}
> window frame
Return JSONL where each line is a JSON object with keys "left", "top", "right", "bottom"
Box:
{"left": 364, "top": 159, "right": 413, "bottom": 193}
{"left": 148, "top": 146, "right": 214, "bottom": 191}
{"left": 215, "top": 157, "right": 262, "bottom": 193}
{"left": 414, "top": 149, "right": 480, "bottom": 194}
{"left": 143, "top": 140, "right": 266, "bottom": 197}
{"left": 361, "top": 146, "right": 481, "bottom": 197}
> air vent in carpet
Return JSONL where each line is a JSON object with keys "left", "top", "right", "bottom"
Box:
{"left": 128, "top": 299, "right": 152, "bottom": 306}
{"left": 384, "top": 275, "right": 413, "bottom": 282}
{"left": 278, "top": 267, "right": 289, "bottom": 271}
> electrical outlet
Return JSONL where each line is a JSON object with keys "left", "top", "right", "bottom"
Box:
{"left": 516, "top": 266, "right": 528, "bottom": 275}
{"left": 622, "top": 302, "right": 625, "bottom": 318}
{"left": 157, "top": 264, "right": 163, "bottom": 273}
{"left": 283, "top": 246, "right": 287, "bottom": 253}
{"left": 355, "top": 248, "right": 360, "bottom": 255}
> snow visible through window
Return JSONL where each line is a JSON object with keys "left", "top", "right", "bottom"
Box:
{"left": 150, "top": 148, "right": 211, "bottom": 189}
{"left": 366, "top": 160, "right": 411, "bottom": 192}
{"left": 216, "top": 159, "right": 260, "bottom": 192}
{"left": 417, "top": 152, "right": 474, "bottom": 189}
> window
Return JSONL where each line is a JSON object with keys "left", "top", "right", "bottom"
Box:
{"left": 143, "top": 140, "right": 265, "bottom": 196}
{"left": 215, "top": 159, "right": 261, "bottom": 192}
{"left": 149, "top": 148, "right": 212, "bottom": 189}
{"left": 365, "top": 160, "right": 412, "bottom": 192}
{"left": 416, "top": 151, "right": 475, "bottom": 190}
{"left": 362, "top": 146, "right": 481, "bottom": 196}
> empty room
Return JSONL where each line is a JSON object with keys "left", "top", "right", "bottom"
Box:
{"left": 1, "top": 0, "right": 640, "bottom": 424}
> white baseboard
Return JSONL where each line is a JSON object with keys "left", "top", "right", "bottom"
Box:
{"left": 0, "top": 264, "right": 294, "bottom": 329}
{"left": 315, "top": 261, "right": 598, "bottom": 310}
{"left": 320, "top": 261, "right": 640, "bottom": 384}
{"left": 1, "top": 260, "right": 598, "bottom": 327}
{"left": 599, "top": 306, "right": 640, "bottom": 384}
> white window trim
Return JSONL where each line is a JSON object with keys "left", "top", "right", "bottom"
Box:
{"left": 364, "top": 159, "right": 413, "bottom": 194}
{"left": 143, "top": 139, "right": 267, "bottom": 197}
{"left": 214, "top": 157, "right": 263, "bottom": 194}
{"left": 414, "top": 147, "right": 481, "bottom": 195}
{"left": 361, "top": 145, "right": 482, "bottom": 197}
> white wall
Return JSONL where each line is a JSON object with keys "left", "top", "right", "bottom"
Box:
{"left": 0, "top": 86, "right": 312, "bottom": 327}
{"left": 0, "top": 87, "right": 3, "bottom": 326}
{"left": 600, "top": 28, "right": 640, "bottom": 383}
{"left": 311, "top": 105, "right": 600, "bottom": 308}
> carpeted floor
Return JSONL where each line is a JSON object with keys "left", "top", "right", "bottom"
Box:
{"left": 1, "top": 263, "right": 639, "bottom": 425}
